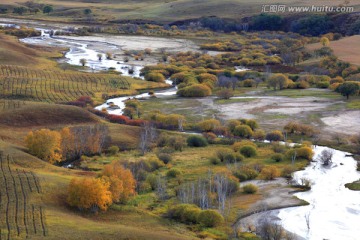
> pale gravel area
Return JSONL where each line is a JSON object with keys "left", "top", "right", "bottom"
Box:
{"left": 321, "top": 111, "right": 360, "bottom": 134}
{"left": 58, "top": 34, "right": 200, "bottom": 67}
{"left": 60, "top": 34, "right": 199, "bottom": 52}
{"left": 236, "top": 178, "right": 306, "bottom": 239}
{"left": 197, "top": 95, "right": 360, "bottom": 137}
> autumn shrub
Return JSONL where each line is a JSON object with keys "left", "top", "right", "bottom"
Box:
{"left": 243, "top": 183, "right": 258, "bottom": 194}
{"left": 227, "top": 119, "right": 242, "bottom": 133}
{"left": 157, "top": 134, "right": 186, "bottom": 151}
{"left": 210, "top": 156, "right": 221, "bottom": 165}
{"left": 167, "top": 168, "right": 182, "bottom": 178}
{"left": 265, "top": 130, "right": 283, "bottom": 142}
{"left": 187, "top": 135, "right": 208, "bottom": 147}
{"left": 259, "top": 166, "right": 280, "bottom": 180}
{"left": 216, "top": 148, "right": 234, "bottom": 162}
{"left": 146, "top": 174, "right": 158, "bottom": 190}
{"left": 107, "top": 114, "right": 129, "bottom": 124}
{"left": 232, "top": 140, "right": 257, "bottom": 152}
{"left": 168, "top": 204, "right": 202, "bottom": 224}
{"left": 216, "top": 89, "right": 234, "bottom": 99}
{"left": 144, "top": 157, "right": 165, "bottom": 171}
{"left": 168, "top": 136, "right": 187, "bottom": 151}
{"left": 234, "top": 125, "right": 253, "bottom": 138}
{"left": 272, "top": 143, "right": 288, "bottom": 153}
{"left": 25, "top": 129, "right": 62, "bottom": 163}
{"left": 202, "top": 132, "right": 217, "bottom": 143}
{"left": 198, "top": 210, "right": 224, "bottom": 227}
{"left": 145, "top": 72, "right": 165, "bottom": 82}
{"left": 316, "top": 81, "right": 330, "bottom": 88}
{"left": 101, "top": 162, "right": 137, "bottom": 203}
{"left": 67, "top": 178, "right": 112, "bottom": 212}
{"left": 282, "top": 165, "right": 296, "bottom": 178}
{"left": 177, "top": 84, "right": 212, "bottom": 97}
{"left": 107, "top": 145, "right": 119, "bottom": 155}
{"left": 198, "top": 119, "right": 221, "bottom": 132}
{"left": 197, "top": 73, "right": 218, "bottom": 84}
{"left": 296, "top": 147, "right": 314, "bottom": 160}
{"left": 245, "top": 119, "right": 259, "bottom": 130}
{"left": 243, "top": 79, "right": 256, "bottom": 87}
{"left": 240, "top": 146, "right": 257, "bottom": 158}
{"left": 233, "top": 166, "right": 259, "bottom": 181}
{"left": 330, "top": 76, "right": 345, "bottom": 84}
{"left": 253, "top": 129, "right": 266, "bottom": 140}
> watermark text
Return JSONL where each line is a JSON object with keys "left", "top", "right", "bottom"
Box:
{"left": 261, "top": 5, "right": 355, "bottom": 13}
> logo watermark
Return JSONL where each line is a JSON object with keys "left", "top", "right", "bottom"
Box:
{"left": 261, "top": 5, "right": 355, "bottom": 13}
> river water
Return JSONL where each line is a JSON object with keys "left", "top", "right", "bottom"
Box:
{"left": 278, "top": 146, "right": 360, "bottom": 240}
{"left": 5, "top": 20, "right": 360, "bottom": 239}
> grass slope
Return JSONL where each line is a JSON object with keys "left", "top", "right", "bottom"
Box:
{"left": 0, "top": 34, "right": 62, "bottom": 68}
{"left": 0, "top": 103, "right": 99, "bottom": 127}
{"left": 2, "top": 0, "right": 351, "bottom": 23}
{"left": 307, "top": 36, "right": 360, "bottom": 66}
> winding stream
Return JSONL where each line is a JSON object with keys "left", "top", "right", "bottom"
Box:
{"left": 4, "top": 21, "right": 360, "bottom": 239}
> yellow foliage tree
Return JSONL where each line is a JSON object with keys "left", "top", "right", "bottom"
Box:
{"left": 320, "top": 37, "right": 330, "bottom": 47}
{"left": 101, "top": 162, "right": 136, "bottom": 203}
{"left": 25, "top": 129, "right": 62, "bottom": 163}
{"left": 67, "top": 178, "right": 112, "bottom": 212}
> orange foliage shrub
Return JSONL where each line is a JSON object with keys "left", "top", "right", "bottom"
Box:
{"left": 101, "top": 162, "right": 137, "bottom": 203}
{"left": 67, "top": 178, "right": 112, "bottom": 212}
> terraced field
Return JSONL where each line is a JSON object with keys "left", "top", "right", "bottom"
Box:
{"left": 0, "top": 152, "right": 46, "bottom": 239}
{"left": 0, "top": 65, "right": 131, "bottom": 103}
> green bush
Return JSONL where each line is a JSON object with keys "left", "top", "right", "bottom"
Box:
{"left": 253, "top": 129, "right": 266, "bottom": 141}
{"left": 243, "top": 183, "right": 258, "bottom": 194}
{"left": 107, "top": 145, "right": 119, "bottom": 155}
{"left": 245, "top": 119, "right": 259, "bottom": 130}
{"left": 234, "top": 125, "right": 253, "bottom": 138}
{"left": 232, "top": 140, "right": 257, "bottom": 152}
{"left": 198, "top": 210, "right": 224, "bottom": 227}
{"left": 143, "top": 157, "right": 165, "bottom": 172}
{"left": 145, "top": 72, "right": 165, "bottom": 82}
{"left": 187, "top": 135, "right": 208, "bottom": 147}
{"left": 266, "top": 130, "right": 283, "bottom": 142}
{"left": 271, "top": 153, "right": 284, "bottom": 162}
{"left": 167, "top": 168, "right": 182, "bottom": 178}
{"left": 177, "top": 84, "right": 212, "bottom": 97}
{"left": 235, "top": 153, "right": 245, "bottom": 163}
{"left": 316, "top": 81, "right": 330, "bottom": 88}
{"left": 146, "top": 174, "right": 158, "bottom": 190}
{"left": 168, "top": 204, "right": 201, "bottom": 224}
{"left": 281, "top": 165, "right": 296, "bottom": 178}
{"left": 157, "top": 153, "right": 172, "bottom": 164}
{"left": 243, "top": 79, "right": 256, "bottom": 87}
{"left": 210, "top": 156, "right": 221, "bottom": 165}
{"left": 240, "top": 146, "right": 257, "bottom": 158}
{"left": 233, "top": 166, "right": 259, "bottom": 181}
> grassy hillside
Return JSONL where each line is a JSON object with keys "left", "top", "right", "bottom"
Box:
{"left": 1, "top": 0, "right": 353, "bottom": 23}
{"left": 306, "top": 35, "right": 360, "bottom": 66}
{"left": 0, "top": 34, "right": 62, "bottom": 68}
